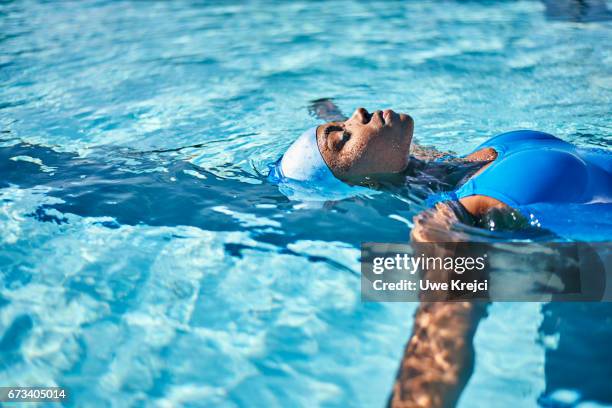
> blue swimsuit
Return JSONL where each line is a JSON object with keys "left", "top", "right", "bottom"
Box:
{"left": 439, "top": 130, "right": 612, "bottom": 207}
{"left": 429, "top": 130, "right": 612, "bottom": 239}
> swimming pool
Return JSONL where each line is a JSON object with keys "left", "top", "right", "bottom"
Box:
{"left": 1, "top": 0, "right": 611, "bottom": 406}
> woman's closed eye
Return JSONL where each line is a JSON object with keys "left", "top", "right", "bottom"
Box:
{"left": 324, "top": 124, "right": 351, "bottom": 150}
{"left": 324, "top": 124, "right": 343, "bottom": 138}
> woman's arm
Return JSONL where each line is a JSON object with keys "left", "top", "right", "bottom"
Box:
{"left": 390, "top": 201, "right": 491, "bottom": 408}
{"left": 390, "top": 301, "right": 486, "bottom": 408}
{"left": 308, "top": 98, "right": 347, "bottom": 122}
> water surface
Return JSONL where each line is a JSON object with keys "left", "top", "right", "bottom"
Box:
{"left": 1, "top": 1, "right": 612, "bottom": 407}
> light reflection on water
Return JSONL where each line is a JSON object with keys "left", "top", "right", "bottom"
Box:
{"left": 1, "top": 1, "right": 611, "bottom": 406}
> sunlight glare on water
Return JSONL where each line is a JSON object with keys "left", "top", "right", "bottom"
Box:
{"left": 1, "top": 0, "right": 611, "bottom": 407}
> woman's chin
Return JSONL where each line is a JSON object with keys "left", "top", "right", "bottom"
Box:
{"left": 398, "top": 114, "right": 414, "bottom": 141}
{"left": 398, "top": 112, "right": 414, "bottom": 126}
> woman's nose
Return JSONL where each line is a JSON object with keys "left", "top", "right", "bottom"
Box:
{"left": 353, "top": 107, "right": 370, "bottom": 124}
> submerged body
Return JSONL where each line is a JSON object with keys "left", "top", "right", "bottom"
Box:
{"left": 270, "top": 107, "right": 612, "bottom": 238}
{"left": 271, "top": 103, "right": 612, "bottom": 408}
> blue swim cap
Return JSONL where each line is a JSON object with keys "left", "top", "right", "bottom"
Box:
{"left": 268, "top": 126, "right": 375, "bottom": 201}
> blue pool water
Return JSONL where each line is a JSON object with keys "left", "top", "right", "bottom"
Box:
{"left": 1, "top": 1, "right": 612, "bottom": 407}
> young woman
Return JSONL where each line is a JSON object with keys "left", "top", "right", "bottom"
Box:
{"left": 270, "top": 102, "right": 611, "bottom": 237}
{"left": 269, "top": 100, "right": 612, "bottom": 407}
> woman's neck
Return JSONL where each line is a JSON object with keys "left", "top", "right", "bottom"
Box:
{"left": 409, "top": 143, "right": 451, "bottom": 161}
{"left": 405, "top": 147, "right": 492, "bottom": 194}
{"left": 410, "top": 143, "right": 496, "bottom": 166}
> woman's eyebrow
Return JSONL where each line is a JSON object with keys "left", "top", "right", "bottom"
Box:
{"left": 324, "top": 124, "right": 344, "bottom": 137}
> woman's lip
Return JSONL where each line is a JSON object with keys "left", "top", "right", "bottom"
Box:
{"left": 383, "top": 109, "right": 395, "bottom": 124}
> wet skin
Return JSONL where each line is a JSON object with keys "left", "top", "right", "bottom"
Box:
{"left": 316, "top": 107, "right": 414, "bottom": 180}
{"left": 316, "top": 107, "right": 504, "bottom": 218}
{"left": 314, "top": 107, "right": 508, "bottom": 408}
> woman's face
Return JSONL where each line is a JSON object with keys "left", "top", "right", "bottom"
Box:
{"left": 316, "top": 107, "right": 414, "bottom": 180}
